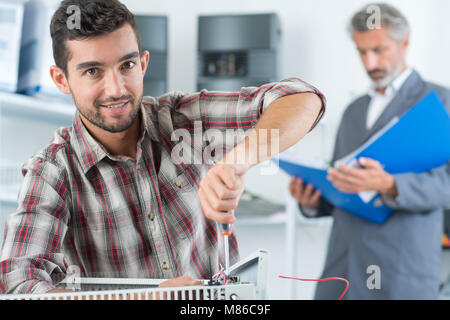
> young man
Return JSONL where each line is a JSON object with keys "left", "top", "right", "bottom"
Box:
{"left": 290, "top": 3, "right": 450, "bottom": 299}
{"left": 0, "top": 0, "right": 325, "bottom": 294}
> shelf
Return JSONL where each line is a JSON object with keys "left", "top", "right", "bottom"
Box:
{"left": 197, "top": 76, "right": 273, "bottom": 82}
{"left": 198, "top": 76, "right": 251, "bottom": 81}
{"left": 0, "top": 162, "right": 22, "bottom": 206}
{"left": 235, "top": 211, "right": 333, "bottom": 227}
{"left": 236, "top": 212, "right": 288, "bottom": 226}
{"left": 0, "top": 91, "right": 75, "bottom": 124}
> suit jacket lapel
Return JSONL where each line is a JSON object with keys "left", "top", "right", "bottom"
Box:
{"left": 354, "top": 94, "right": 371, "bottom": 138}
{"left": 332, "top": 95, "right": 370, "bottom": 162}
{"left": 360, "top": 70, "right": 426, "bottom": 143}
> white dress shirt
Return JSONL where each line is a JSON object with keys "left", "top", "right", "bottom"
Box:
{"left": 366, "top": 67, "right": 413, "bottom": 129}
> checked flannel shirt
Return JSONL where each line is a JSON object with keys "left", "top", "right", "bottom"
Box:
{"left": 0, "top": 78, "right": 326, "bottom": 294}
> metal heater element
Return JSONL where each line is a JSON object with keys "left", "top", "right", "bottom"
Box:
{"left": 0, "top": 249, "right": 268, "bottom": 300}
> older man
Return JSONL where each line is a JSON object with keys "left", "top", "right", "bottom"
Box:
{"left": 290, "top": 3, "right": 450, "bottom": 299}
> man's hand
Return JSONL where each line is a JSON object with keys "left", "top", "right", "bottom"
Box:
{"left": 197, "top": 162, "right": 249, "bottom": 225}
{"left": 327, "top": 157, "right": 398, "bottom": 197}
{"left": 48, "top": 288, "right": 73, "bottom": 293}
{"left": 157, "top": 275, "right": 203, "bottom": 300}
{"left": 197, "top": 91, "right": 323, "bottom": 225}
{"left": 289, "top": 177, "right": 321, "bottom": 209}
{"left": 158, "top": 275, "right": 202, "bottom": 288}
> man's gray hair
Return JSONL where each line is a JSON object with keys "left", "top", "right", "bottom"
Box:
{"left": 348, "top": 3, "right": 410, "bottom": 42}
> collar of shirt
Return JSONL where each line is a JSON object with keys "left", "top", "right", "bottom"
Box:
{"left": 367, "top": 67, "right": 413, "bottom": 99}
{"left": 70, "top": 102, "right": 156, "bottom": 174}
{"left": 365, "top": 67, "right": 413, "bottom": 129}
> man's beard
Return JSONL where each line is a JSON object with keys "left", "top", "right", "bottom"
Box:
{"left": 368, "top": 61, "right": 404, "bottom": 90}
{"left": 72, "top": 93, "right": 143, "bottom": 133}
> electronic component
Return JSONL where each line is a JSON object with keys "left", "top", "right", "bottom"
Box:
{"left": 0, "top": 250, "right": 268, "bottom": 300}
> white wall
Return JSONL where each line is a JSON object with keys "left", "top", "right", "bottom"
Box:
{"left": 123, "top": 0, "right": 450, "bottom": 202}
{"left": 124, "top": 0, "right": 450, "bottom": 129}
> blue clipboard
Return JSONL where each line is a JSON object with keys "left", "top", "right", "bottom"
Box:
{"left": 277, "top": 90, "right": 450, "bottom": 224}
{"left": 277, "top": 158, "right": 393, "bottom": 224}
{"left": 339, "top": 91, "right": 450, "bottom": 174}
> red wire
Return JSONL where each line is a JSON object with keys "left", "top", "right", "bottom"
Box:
{"left": 219, "top": 271, "right": 227, "bottom": 285}
{"left": 278, "top": 275, "right": 349, "bottom": 300}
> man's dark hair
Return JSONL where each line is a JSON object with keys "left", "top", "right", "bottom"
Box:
{"left": 50, "top": 0, "right": 141, "bottom": 75}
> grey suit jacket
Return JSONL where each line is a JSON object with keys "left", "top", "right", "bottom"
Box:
{"left": 313, "top": 70, "right": 450, "bottom": 300}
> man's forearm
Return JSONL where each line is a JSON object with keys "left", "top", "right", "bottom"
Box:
{"left": 198, "top": 91, "right": 324, "bottom": 225}
{"left": 221, "top": 92, "right": 323, "bottom": 167}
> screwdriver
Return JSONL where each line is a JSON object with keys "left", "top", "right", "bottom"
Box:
{"left": 220, "top": 219, "right": 232, "bottom": 275}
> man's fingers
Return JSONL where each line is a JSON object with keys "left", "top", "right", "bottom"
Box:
{"left": 158, "top": 275, "right": 202, "bottom": 288}
{"left": 211, "top": 197, "right": 240, "bottom": 212}
{"left": 234, "top": 163, "right": 250, "bottom": 176}
{"left": 359, "top": 157, "right": 383, "bottom": 169}
{"left": 327, "top": 169, "right": 365, "bottom": 193}
{"left": 336, "top": 164, "right": 367, "bottom": 179}
{"left": 293, "top": 178, "right": 304, "bottom": 196}
{"left": 216, "top": 165, "right": 238, "bottom": 190}
{"left": 180, "top": 275, "right": 202, "bottom": 286}
{"left": 303, "top": 183, "right": 314, "bottom": 199}
{"left": 289, "top": 178, "right": 303, "bottom": 202}
{"left": 332, "top": 181, "right": 358, "bottom": 193}
{"left": 215, "top": 164, "right": 248, "bottom": 190}
{"left": 328, "top": 168, "right": 365, "bottom": 187}
{"left": 310, "top": 189, "right": 322, "bottom": 204}
{"left": 198, "top": 171, "right": 243, "bottom": 211}
{"left": 290, "top": 178, "right": 317, "bottom": 204}
{"left": 202, "top": 171, "right": 241, "bottom": 200}
{"left": 198, "top": 188, "right": 236, "bottom": 224}
{"left": 301, "top": 188, "right": 321, "bottom": 208}
{"left": 289, "top": 177, "right": 296, "bottom": 196}
{"left": 289, "top": 178, "right": 321, "bottom": 207}
{"left": 198, "top": 163, "right": 247, "bottom": 225}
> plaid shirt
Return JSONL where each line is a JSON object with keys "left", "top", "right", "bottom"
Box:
{"left": 0, "top": 78, "right": 325, "bottom": 294}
